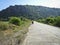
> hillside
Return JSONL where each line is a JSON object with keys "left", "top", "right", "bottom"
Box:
{"left": 0, "top": 5, "right": 60, "bottom": 20}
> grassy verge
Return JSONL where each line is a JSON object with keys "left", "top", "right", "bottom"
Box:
{"left": 0, "top": 18, "right": 31, "bottom": 45}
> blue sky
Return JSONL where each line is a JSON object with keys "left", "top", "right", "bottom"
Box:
{"left": 0, "top": 0, "right": 60, "bottom": 11}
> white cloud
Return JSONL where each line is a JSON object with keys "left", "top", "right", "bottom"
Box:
{"left": 36, "top": 0, "right": 60, "bottom": 8}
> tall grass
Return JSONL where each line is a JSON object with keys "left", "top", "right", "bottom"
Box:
{"left": 0, "top": 21, "right": 9, "bottom": 30}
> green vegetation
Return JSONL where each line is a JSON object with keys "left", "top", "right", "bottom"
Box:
{"left": 0, "top": 17, "right": 31, "bottom": 31}
{"left": 0, "top": 20, "right": 18, "bottom": 31}
{"left": 45, "top": 17, "right": 55, "bottom": 25}
{"left": 55, "top": 16, "right": 60, "bottom": 27}
{"left": 0, "top": 21, "right": 9, "bottom": 30}
{"left": 9, "top": 17, "right": 21, "bottom": 26}
{"left": 37, "top": 16, "right": 60, "bottom": 27}
{"left": 0, "top": 17, "right": 30, "bottom": 30}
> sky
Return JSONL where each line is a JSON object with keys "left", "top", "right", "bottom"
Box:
{"left": 0, "top": 0, "right": 60, "bottom": 11}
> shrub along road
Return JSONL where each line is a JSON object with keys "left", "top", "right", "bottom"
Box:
{"left": 22, "top": 21, "right": 60, "bottom": 45}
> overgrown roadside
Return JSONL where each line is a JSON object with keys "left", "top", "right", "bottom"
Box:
{"left": 0, "top": 17, "right": 31, "bottom": 45}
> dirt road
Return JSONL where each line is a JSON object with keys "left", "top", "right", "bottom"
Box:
{"left": 22, "top": 21, "right": 60, "bottom": 45}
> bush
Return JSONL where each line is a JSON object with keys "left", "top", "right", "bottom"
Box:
{"left": 37, "top": 16, "right": 60, "bottom": 27}
{"left": 45, "top": 17, "right": 55, "bottom": 24}
{"left": 55, "top": 16, "right": 60, "bottom": 27}
{"left": 9, "top": 17, "right": 21, "bottom": 26}
{"left": 37, "top": 19, "right": 45, "bottom": 23}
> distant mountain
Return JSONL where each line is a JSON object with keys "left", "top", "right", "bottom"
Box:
{"left": 0, "top": 5, "right": 60, "bottom": 20}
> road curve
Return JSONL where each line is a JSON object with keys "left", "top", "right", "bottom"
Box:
{"left": 22, "top": 21, "right": 60, "bottom": 45}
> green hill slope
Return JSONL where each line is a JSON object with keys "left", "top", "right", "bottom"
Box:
{"left": 0, "top": 5, "right": 60, "bottom": 20}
